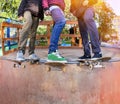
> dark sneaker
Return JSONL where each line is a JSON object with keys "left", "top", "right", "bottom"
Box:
{"left": 92, "top": 53, "right": 102, "bottom": 59}
{"left": 78, "top": 55, "right": 91, "bottom": 59}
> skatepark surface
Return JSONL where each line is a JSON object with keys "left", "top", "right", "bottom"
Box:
{"left": 0, "top": 47, "right": 120, "bottom": 104}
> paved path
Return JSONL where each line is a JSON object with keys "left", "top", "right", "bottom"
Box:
{"left": 0, "top": 47, "right": 120, "bottom": 104}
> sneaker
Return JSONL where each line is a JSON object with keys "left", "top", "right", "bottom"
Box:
{"left": 78, "top": 55, "right": 91, "bottom": 59}
{"left": 16, "top": 50, "right": 25, "bottom": 61}
{"left": 47, "top": 51, "right": 67, "bottom": 62}
{"left": 92, "top": 53, "right": 102, "bottom": 59}
{"left": 28, "top": 53, "right": 39, "bottom": 60}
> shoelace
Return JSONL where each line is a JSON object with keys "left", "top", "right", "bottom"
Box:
{"left": 32, "top": 54, "right": 38, "bottom": 58}
{"left": 55, "top": 51, "right": 63, "bottom": 58}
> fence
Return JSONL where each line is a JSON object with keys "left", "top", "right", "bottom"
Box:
{"left": 0, "top": 20, "right": 82, "bottom": 55}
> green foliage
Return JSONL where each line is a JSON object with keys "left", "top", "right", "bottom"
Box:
{"left": 0, "top": 0, "right": 20, "bottom": 19}
{"left": 64, "top": 0, "right": 76, "bottom": 20}
{"left": 37, "top": 26, "right": 48, "bottom": 35}
{"left": 0, "top": 0, "right": 117, "bottom": 42}
{"left": 95, "top": 1, "right": 116, "bottom": 42}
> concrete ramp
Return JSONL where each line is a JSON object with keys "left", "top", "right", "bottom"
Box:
{"left": 0, "top": 48, "right": 120, "bottom": 104}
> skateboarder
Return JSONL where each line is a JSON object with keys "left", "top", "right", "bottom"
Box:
{"left": 42, "top": 0, "right": 67, "bottom": 62}
{"left": 16, "top": 0, "right": 44, "bottom": 61}
{"left": 70, "top": 0, "right": 102, "bottom": 59}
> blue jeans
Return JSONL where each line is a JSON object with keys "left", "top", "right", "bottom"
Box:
{"left": 78, "top": 7, "right": 101, "bottom": 55}
{"left": 48, "top": 8, "right": 66, "bottom": 54}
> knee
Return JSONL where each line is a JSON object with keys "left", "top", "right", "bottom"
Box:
{"left": 22, "top": 24, "right": 32, "bottom": 33}
{"left": 56, "top": 19, "right": 66, "bottom": 27}
{"left": 84, "top": 16, "right": 91, "bottom": 22}
{"left": 83, "top": 12, "right": 94, "bottom": 23}
{"left": 60, "top": 20, "right": 66, "bottom": 26}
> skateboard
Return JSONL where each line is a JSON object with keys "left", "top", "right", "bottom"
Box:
{"left": 76, "top": 57, "right": 111, "bottom": 70}
{"left": 45, "top": 61, "right": 66, "bottom": 72}
{"left": 39, "top": 59, "right": 79, "bottom": 72}
{"left": 0, "top": 57, "right": 26, "bottom": 68}
{"left": 0, "top": 56, "right": 40, "bottom": 68}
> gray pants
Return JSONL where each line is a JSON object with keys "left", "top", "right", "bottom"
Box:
{"left": 78, "top": 7, "right": 101, "bottom": 56}
{"left": 18, "top": 11, "right": 39, "bottom": 55}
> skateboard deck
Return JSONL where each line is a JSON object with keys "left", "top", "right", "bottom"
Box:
{"left": 0, "top": 56, "right": 26, "bottom": 68}
{"left": 76, "top": 57, "right": 111, "bottom": 70}
{"left": 0, "top": 56, "right": 40, "bottom": 68}
{"left": 40, "top": 59, "right": 79, "bottom": 72}
{"left": 45, "top": 61, "right": 66, "bottom": 72}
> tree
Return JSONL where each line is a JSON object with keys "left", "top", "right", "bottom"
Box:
{"left": 0, "top": 0, "right": 20, "bottom": 19}
{"left": 64, "top": 0, "right": 116, "bottom": 42}
{"left": 64, "top": 0, "right": 76, "bottom": 20}
{"left": 95, "top": 1, "right": 116, "bottom": 42}
{"left": 0, "top": 0, "right": 117, "bottom": 42}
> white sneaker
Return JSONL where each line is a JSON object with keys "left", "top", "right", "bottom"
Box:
{"left": 55, "top": 50, "right": 62, "bottom": 58}
{"left": 16, "top": 50, "right": 25, "bottom": 61}
{"left": 28, "top": 53, "right": 39, "bottom": 60}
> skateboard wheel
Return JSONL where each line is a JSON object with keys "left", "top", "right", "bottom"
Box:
{"left": 80, "top": 63, "right": 83, "bottom": 66}
{"left": 22, "top": 65, "right": 26, "bottom": 68}
{"left": 62, "top": 68, "right": 66, "bottom": 72}
{"left": 36, "top": 61, "right": 39, "bottom": 64}
{"left": 13, "top": 64, "right": 16, "bottom": 68}
{"left": 89, "top": 64, "right": 93, "bottom": 70}
{"left": 30, "top": 60, "right": 34, "bottom": 64}
{"left": 47, "top": 67, "right": 51, "bottom": 72}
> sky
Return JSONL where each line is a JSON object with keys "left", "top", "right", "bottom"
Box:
{"left": 106, "top": 0, "right": 120, "bottom": 15}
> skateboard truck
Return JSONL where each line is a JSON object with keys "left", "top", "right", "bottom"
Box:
{"left": 76, "top": 57, "right": 111, "bottom": 70}
{"left": 26, "top": 58, "right": 39, "bottom": 64}
{"left": 13, "top": 62, "right": 26, "bottom": 68}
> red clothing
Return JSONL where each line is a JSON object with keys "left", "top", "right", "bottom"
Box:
{"left": 42, "top": 0, "right": 65, "bottom": 11}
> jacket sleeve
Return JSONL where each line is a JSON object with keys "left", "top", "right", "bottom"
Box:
{"left": 42, "top": 0, "right": 49, "bottom": 11}
{"left": 18, "top": 0, "right": 27, "bottom": 17}
{"left": 70, "top": 0, "right": 76, "bottom": 13}
{"left": 88, "top": 0, "right": 98, "bottom": 5}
